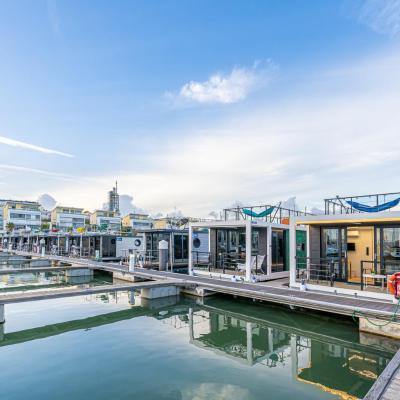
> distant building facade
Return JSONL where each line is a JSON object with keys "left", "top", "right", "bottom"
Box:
{"left": 2, "top": 200, "right": 41, "bottom": 231}
{"left": 90, "top": 210, "right": 121, "bottom": 231}
{"left": 122, "top": 213, "right": 152, "bottom": 230}
{"left": 51, "top": 206, "right": 86, "bottom": 230}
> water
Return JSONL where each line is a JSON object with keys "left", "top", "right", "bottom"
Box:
{"left": 0, "top": 293, "right": 398, "bottom": 400}
{"left": 0, "top": 269, "right": 112, "bottom": 292}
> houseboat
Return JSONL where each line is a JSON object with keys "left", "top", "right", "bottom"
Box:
{"left": 289, "top": 192, "right": 400, "bottom": 300}
{"left": 189, "top": 203, "right": 310, "bottom": 282}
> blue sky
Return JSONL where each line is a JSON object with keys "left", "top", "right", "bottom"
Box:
{"left": 0, "top": 0, "right": 400, "bottom": 216}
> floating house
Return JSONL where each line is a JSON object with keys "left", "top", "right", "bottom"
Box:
{"left": 289, "top": 192, "right": 400, "bottom": 300}
{"left": 189, "top": 203, "right": 310, "bottom": 282}
{"left": 0, "top": 229, "right": 194, "bottom": 269}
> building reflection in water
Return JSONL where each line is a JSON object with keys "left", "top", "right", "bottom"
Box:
{"left": 0, "top": 294, "right": 398, "bottom": 400}
{"left": 169, "top": 299, "right": 397, "bottom": 400}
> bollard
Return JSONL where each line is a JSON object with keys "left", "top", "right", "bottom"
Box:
{"left": 158, "top": 240, "right": 169, "bottom": 271}
{"left": 40, "top": 238, "right": 45, "bottom": 256}
{"left": 129, "top": 253, "right": 136, "bottom": 272}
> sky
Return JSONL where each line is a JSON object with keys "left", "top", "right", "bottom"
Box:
{"left": 0, "top": 0, "right": 400, "bottom": 216}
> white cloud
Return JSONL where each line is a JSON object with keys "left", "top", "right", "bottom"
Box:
{"left": 0, "top": 164, "right": 74, "bottom": 180}
{"left": 33, "top": 49, "right": 400, "bottom": 216}
{"left": 358, "top": 0, "right": 400, "bottom": 36}
{"left": 37, "top": 193, "right": 57, "bottom": 210}
{"left": 170, "top": 61, "right": 277, "bottom": 104}
{"left": 0, "top": 136, "right": 74, "bottom": 158}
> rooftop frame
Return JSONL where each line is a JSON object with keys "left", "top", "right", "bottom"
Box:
{"left": 324, "top": 191, "right": 400, "bottom": 215}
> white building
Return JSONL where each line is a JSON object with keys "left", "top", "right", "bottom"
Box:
{"left": 51, "top": 206, "right": 86, "bottom": 231}
{"left": 2, "top": 200, "right": 41, "bottom": 231}
{"left": 90, "top": 210, "right": 121, "bottom": 231}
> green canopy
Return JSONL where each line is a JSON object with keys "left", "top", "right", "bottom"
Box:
{"left": 242, "top": 206, "right": 275, "bottom": 218}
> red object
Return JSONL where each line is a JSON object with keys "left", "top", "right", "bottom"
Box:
{"left": 388, "top": 272, "right": 400, "bottom": 299}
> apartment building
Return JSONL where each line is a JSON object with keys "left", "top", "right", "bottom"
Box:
{"left": 51, "top": 206, "right": 86, "bottom": 231}
{"left": 2, "top": 200, "right": 41, "bottom": 231}
{"left": 90, "top": 210, "right": 121, "bottom": 231}
{"left": 122, "top": 213, "right": 152, "bottom": 230}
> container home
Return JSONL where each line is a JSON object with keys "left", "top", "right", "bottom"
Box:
{"left": 289, "top": 192, "right": 400, "bottom": 300}
{"left": 189, "top": 203, "right": 309, "bottom": 282}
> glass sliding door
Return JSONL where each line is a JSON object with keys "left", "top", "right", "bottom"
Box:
{"left": 271, "top": 229, "right": 288, "bottom": 272}
{"left": 321, "top": 227, "right": 347, "bottom": 281}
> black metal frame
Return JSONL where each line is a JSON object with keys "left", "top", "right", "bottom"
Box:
{"left": 223, "top": 203, "right": 313, "bottom": 224}
{"left": 324, "top": 191, "right": 400, "bottom": 215}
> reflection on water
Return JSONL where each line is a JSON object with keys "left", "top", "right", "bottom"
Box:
{"left": 0, "top": 294, "right": 398, "bottom": 400}
{"left": 0, "top": 270, "right": 112, "bottom": 292}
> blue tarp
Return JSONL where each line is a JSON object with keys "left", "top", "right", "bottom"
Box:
{"left": 242, "top": 206, "right": 275, "bottom": 218}
{"left": 346, "top": 198, "right": 400, "bottom": 213}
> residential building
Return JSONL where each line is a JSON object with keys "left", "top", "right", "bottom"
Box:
{"left": 2, "top": 200, "right": 41, "bottom": 231}
{"left": 122, "top": 213, "right": 152, "bottom": 230}
{"left": 90, "top": 210, "right": 121, "bottom": 231}
{"left": 51, "top": 206, "right": 86, "bottom": 231}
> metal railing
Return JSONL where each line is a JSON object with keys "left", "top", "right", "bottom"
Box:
{"left": 324, "top": 191, "right": 400, "bottom": 215}
{"left": 223, "top": 203, "right": 312, "bottom": 224}
{"left": 296, "top": 257, "right": 336, "bottom": 286}
{"left": 360, "top": 260, "right": 400, "bottom": 291}
{"left": 192, "top": 251, "right": 266, "bottom": 275}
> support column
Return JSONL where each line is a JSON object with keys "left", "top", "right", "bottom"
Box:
{"left": 245, "top": 220, "right": 252, "bottom": 282}
{"left": 128, "top": 290, "right": 135, "bottom": 305}
{"left": 0, "top": 304, "right": 4, "bottom": 324}
{"left": 289, "top": 220, "right": 297, "bottom": 287}
{"left": 267, "top": 226, "right": 272, "bottom": 276}
{"left": 246, "top": 322, "right": 253, "bottom": 365}
{"left": 99, "top": 235, "right": 103, "bottom": 259}
{"left": 188, "top": 225, "right": 193, "bottom": 276}
{"left": 79, "top": 235, "right": 83, "bottom": 257}
{"left": 291, "top": 335, "right": 299, "bottom": 379}
{"left": 189, "top": 307, "right": 194, "bottom": 342}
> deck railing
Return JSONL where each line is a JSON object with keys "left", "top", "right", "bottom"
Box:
{"left": 192, "top": 251, "right": 266, "bottom": 275}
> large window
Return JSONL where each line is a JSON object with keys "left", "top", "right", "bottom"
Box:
{"left": 378, "top": 227, "right": 400, "bottom": 273}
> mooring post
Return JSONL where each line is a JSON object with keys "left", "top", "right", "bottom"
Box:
{"left": 158, "top": 240, "right": 168, "bottom": 271}
{"left": 40, "top": 238, "right": 45, "bottom": 257}
{"left": 129, "top": 253, "right": 136, "bottom": 272}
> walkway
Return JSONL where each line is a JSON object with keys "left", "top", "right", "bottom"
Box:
{"left": 11, "top": 251, "right": 400, "bottom": 321}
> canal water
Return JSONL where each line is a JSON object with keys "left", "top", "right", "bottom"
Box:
{"left": 0, "top": 292, "right": 398, "bottom": 400}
